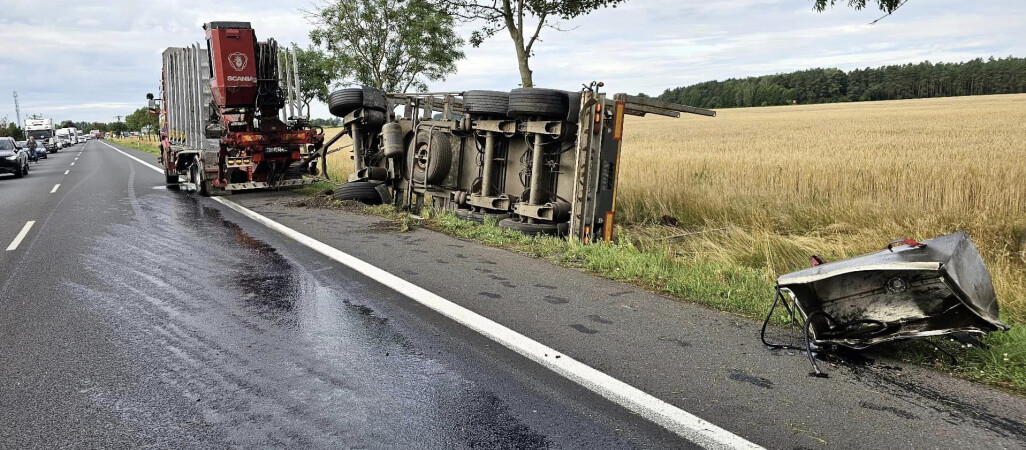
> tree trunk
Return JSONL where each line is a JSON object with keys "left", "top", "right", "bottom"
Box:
{"left": 516, "top": 50, "right": 533, "bottom": 88}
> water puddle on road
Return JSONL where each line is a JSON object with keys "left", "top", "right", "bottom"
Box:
{"left": 69, "top": 194, "right": 626, "bottom": 448}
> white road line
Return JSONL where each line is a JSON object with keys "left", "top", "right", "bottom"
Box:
{"left": 6, "top": 221, "right": 35, "bottom": 251}
{"left": 64, "top": 170, "right": 70, "bottom": 175}
{"left": 50, "top": 184, "right": 60, "bottom": 194}
{"left": 106, "top": 140, "right": 761, "bottom": 449}
{"left": 70, "top": 162, "right": 74, "bottom": 166}
{"left": 101, "top": 141, "right": 162, "bottom": 173}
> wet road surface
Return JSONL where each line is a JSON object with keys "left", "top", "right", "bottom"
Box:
{"left": 0, "top": 141, "right": 688, "bottom": 448}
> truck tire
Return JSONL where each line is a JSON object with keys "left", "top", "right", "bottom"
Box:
{"left": 508, "top": 88, "right": 569, "bottom": 120}
{"left": 332, "top": 181, "right": 388, "bottom": 205}
{"left": 463, "top": 90, "right": 510, "bottom": 117}
{"left": 406, "top": 131, "right": 452, "bottom": 184}
{"left": 565, "top": 91, "right": 583, "bottom": 123}
{"left": 190, "top": 158, "right": 210, "bottom": 196}
{"left": 329, "top": 87, "right": 387, "bottom": 118}
{"left": 498, "top": 218, "right": 566, "bottom": 236}
{"left": 362, "top": 86, "right": 387, "bottom": 111}
{"left": 328, "top": 88, "right": 364, "bottom": 117}
{"left": 364, "top": 109, "right": 386, "bottom": 127}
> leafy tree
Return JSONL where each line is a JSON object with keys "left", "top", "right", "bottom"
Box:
{"left": 108, "top": 121, "right": 127, "bottom": 134}
{"left": 812, "top": 0, "right": 905, "bottom": 12}
{"left": 58, "top": 120, "right": 75, "bottom": 129}
{"left": 0, "top": 118, "right": 25, "bottom": 140}
{"left": 437, "top": 0, "right": 627, "bottom": 88}
{"left": 292, "top": 46, "right": 333, "bottom": 117}
{"left": 307, "top": 0, "right": 465, "bottom": 92}
{"left": 124, "top": 107, "right": 158, "bottom": 132}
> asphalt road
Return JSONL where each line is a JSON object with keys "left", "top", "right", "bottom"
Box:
{"left": 1, "top": 140, "right": 1024, "bottom": 449}
{"left": 0, "top": 141, "right": 691, "bottom": 448}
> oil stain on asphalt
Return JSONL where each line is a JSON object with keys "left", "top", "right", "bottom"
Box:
{"left": 70, "top": 194, "right": 640, "bottom": 449}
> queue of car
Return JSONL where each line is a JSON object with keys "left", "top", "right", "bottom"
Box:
{"left": 1, "top": 134, "right": 82, "bottom": 180}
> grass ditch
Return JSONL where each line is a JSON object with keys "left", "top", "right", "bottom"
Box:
{"left": 291, "top": 190, "right": 1026, "bottom": 395}
{"left": 111, "top": 137, "right": 160, "bottom": 155}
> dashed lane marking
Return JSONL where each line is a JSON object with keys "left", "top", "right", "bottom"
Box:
{"left": 50, "top": 184, "right": 60, "bottom": 194}
{"left": 6, "top": 221, "right": 35, "bottom": 251}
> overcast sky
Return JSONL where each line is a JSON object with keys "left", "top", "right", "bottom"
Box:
{"left": 1, "top": 0, "right": 1023, "bottom": 123}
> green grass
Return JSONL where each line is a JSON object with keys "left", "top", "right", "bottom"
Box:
{"left": 297, "top": 194, "right": 1026, "bottom": 394}
{"left": 114, "top": 138, "right": 160, "bottom": 155}
{"left": 292, "top": 180, "right": 337, "bottom": 196}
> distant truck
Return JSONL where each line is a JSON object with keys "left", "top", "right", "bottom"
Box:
{"left": 90, "top": 130, "right": 101, "bottom": 139}
{"left": 24, "top": 118, "right": 58, "bottom": 153}
{"left": 55, "top": 128, "right": 72, "bottom": 148}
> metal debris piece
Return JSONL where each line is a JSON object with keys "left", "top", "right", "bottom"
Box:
{"left": 762, "top": 232, "right": 1009, "bottom": 376}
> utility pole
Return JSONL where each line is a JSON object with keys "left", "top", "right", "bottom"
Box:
{"left": 13, "top": 91, "right": 20, "bottom": 127}
{"left": 114, "top": 115, "right": 123, "bottom": 122}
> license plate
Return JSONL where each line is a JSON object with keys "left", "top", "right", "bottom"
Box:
{"left": 264, "top": 147, "right": 289, "bottom": 154}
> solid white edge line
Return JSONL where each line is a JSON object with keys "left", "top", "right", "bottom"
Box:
{"left": 212, "top": 196, "right": 762, "bottom": 449}
{"left": 6, "top": 221, "right": 35, "bottom": 251}
{"left": 50, "top": 184, "right": 60, "bottom": 194}
{"left": 101, "top": 141, "right": 162, "bottom": 173}
{"left": 106, "top": 139, "right": 762, "bottom": 449}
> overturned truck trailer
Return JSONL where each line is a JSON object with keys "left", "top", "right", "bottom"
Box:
{"left": 324, "top": 84, "right": 715, "bottom": 243}
{"left": 149, "top": 22, "right": 324, "bottom": 195}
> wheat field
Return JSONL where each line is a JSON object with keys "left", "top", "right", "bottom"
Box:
{"left": 616, "top": 94, "right": 1026, "bottom": 324}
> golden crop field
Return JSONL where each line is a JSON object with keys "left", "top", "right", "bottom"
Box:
{"left": 616, "top": 94, "right": 1026, "bottom": 324}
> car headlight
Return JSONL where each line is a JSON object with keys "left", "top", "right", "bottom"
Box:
{"left": 5, "top": 155, "right": 17, "bottom": 160}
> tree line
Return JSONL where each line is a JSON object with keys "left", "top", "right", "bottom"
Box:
{"left": 0, "top": 115, "right": 155, "bottom": 140}
{"left": 658, "top": 56, "right": 1026, "bottom": 109}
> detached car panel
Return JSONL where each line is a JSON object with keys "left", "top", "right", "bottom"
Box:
{"left": 776, "top": 232, "right": 1008, "bottom": 349}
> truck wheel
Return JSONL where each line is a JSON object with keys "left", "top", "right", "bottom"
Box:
{"left": 565, "top": 91, "right": 583, "bottom": 123}
{"left": 405, "top": 131, "right": 452, "bottom": 184}
{"left": 190, "top": 158, "right": 209, "bottom": 196}
{"left": 508, "top": 88, "right": 569, "bottom": 120}
{"left": 361, "top": 86, "right": 387, "bottom": 111}
{"left": 498, "top": 218, "right": 566, "bottom": 236}
{"left": 332, "top": 181, "right": 388, "bottom": 205}
{"left": 364, "top": 109, "right": 386, "bottom": 127}
{"left": 463, "top": 90, "right": 510, "bottom": 117}
{"left": 329, "top": 86, "right": 387, "bottom": 118}
{"left": 328, "top": 88, "right": 364, "bottom": 117}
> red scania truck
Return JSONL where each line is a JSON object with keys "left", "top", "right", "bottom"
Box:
{"left": 148, "top": 21, "right": 325, "bottom": 195}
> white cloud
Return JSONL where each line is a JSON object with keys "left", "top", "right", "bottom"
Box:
{"left": 0, "top": 0, "right": 1023, "bottom": 123}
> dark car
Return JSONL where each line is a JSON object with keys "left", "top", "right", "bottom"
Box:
{"left": 0, "top": 137, "right": 30, "bottom": 178}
